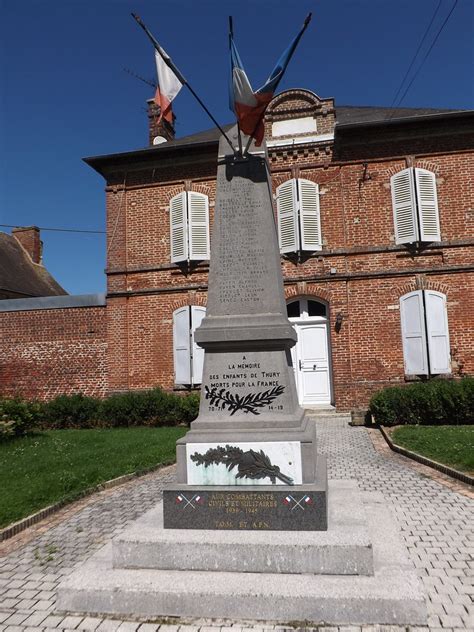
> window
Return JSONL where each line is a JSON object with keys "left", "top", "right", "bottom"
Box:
{"left": 173, "top": 306, "right": 206, "bottom": 385}
{"left": 170, "top": 192, "right": 210, "bottom": 263}
{"left": 286, "top": 298, "right": 327, "bottom": 320}
{"left": 399, "top": 290, "right": 450, "bottom": 376}
{"left": 276, "top": 179, "right": 322, "bottom": 254}
{"left": 391, "top": 168, "right": 441, "bottom": 245}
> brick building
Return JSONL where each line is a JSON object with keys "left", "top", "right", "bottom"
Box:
{"left": 0, "top": 228, "right": 107, "bottom": 400}
{"left": 1, "top": 89, "right": 473, "bottom": 410}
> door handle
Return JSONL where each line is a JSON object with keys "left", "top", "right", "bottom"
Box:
{"left": 299, "top": 360, "right": 302, "bottom": 370}
{"left": 313, "top": 364, "right": 317, "bottom": 370}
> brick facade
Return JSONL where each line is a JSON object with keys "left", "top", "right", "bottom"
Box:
{"left": 95, "top": 89, "right": 473, "bottom": 411}
{"left": 0, "top": 305, "right": 107, "bottom": 400}
{"left": 1, "top": 89, "right": 472, "bottom": 409}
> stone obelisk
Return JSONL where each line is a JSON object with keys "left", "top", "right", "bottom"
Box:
{"left": 164, "top": 126, "right": 327, "bottom": 530}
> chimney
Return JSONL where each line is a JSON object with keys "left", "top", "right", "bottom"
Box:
{"left": 147, "top": 98, "right": 176, "bottom": 146}
{"left": 12, "top": 226, "right": 43, "bottom": 264}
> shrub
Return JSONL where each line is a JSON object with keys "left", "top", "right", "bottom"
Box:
{"left": 0, "top": 398, "right": 41, "bottom": 441}
{"left": 98, "top": 388, "right": 199, "bottom": 427}
{"left": 0, "top": 389, "right": 200, "bottom": 434}
{"left": 369, "top": 377, "right": 474, "bottom": 426}
{"left": 39, "top": 393, "right": 101, "bottom": 429}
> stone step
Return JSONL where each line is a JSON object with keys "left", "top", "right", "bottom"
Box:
{"left": 58, "top": 490, "right": 427, "bottom": 626}
{"left": 113, "top": 481, "right": 372, "bottom": 575}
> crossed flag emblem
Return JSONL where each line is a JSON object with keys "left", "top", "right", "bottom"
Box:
{"left": 283, "top": 494, "right": 313, "bottom": 511}
{"left": 175, "top": 493, "right": 204, "bottom": 509}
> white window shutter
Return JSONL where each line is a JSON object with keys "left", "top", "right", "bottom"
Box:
{"left": 277, "top": 179, "right": 299, "bottom": 254}
{"left": 399, "top": 291, "right": 429, "bottom": 375}
{"left": 191, "top": 306, "right": 206, "bottom": 385}
{"left": 298, "top": 179, "right": 322, "bottom": 251}
{"left": 391, "top": 169, "right": 418, "bottom": 245}
{"left": 173, "top": 307, "right": 191, "bottom": 384}
{"left": 188, "top": 192, "right": 210, "bottom": 260}
{"left": 415, "top": 168, "right": 441, "bottom": 243}
{"left": 170, "top": 192, "right": 188, "bottom": 263}
{"left": 425, "top": 291, "right": 451, "bottom": 374}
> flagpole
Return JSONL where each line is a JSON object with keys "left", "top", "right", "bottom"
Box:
{"left": 243, "top": 13, "right": 312, "bottom": 157}
{"left": 132, "top": 13, "right": 236, "bottom": 154}
{"left": 229, "top": 16, "right": 244, "bottom": 157}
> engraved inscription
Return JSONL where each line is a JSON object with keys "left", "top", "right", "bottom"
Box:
{"left": 216, "top": 178, "right": 271, "bottom": 307}
{"left": 206, "top": 355, "right": 285, "bottom": 414}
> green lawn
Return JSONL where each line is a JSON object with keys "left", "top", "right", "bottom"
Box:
{"left": 391, "top": 425, "right": 474, "bottom": 474}
{"left": 0, "top": 427, "right": 187, "bottom": 528}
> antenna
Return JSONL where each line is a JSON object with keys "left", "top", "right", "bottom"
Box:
{"left": 123, "top": 67, "right": 157, "bottom": 89}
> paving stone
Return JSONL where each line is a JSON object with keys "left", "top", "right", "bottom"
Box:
{"left": 22, "top": 613, "right": 49, "bottom": 627}
{"left": 3, "top": 613, "right": 30, "bottom": 625}
{"left": 78, "top": 617, "right": 104, "bottom": 631}
{"left": 0, "top": 600, "right": 19, "bottom": 610}
{"left": 42, "top": 615, "right": 65, "bottom": 628}
{"left": 32, "top": 601, "right": 55, "bottom": 612}
{"left": 137, "top": 625, "right": 158, "bottom": 632}
{"left": 96, "top": 621, "right": 122, "bottom": 632}
{"left": 116, "top": 623, "right": 139, "bottom": 632}
{"left": 61, "top": 617, "right": 84, "bottom": 629}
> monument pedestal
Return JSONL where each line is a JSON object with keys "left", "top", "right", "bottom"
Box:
{"left": 57, "top": 482, "right": 427, "bottom": 625}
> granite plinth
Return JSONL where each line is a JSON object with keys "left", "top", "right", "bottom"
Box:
{"left": 114, "top": 479, "right": 371, "bottom": 575}
{"left": 57, "top": 486, "right": 427, "bottom": 625}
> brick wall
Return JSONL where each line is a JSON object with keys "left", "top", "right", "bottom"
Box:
{"left": 0, "top": 306, "right": 107, "bottom": 400}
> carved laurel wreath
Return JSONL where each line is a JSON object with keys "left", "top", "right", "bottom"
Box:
{"left": 204, "top": 384, "right": 285, "bottom": 415}
{"left": 190, "top": 444, "right": 294, "bottom": 485}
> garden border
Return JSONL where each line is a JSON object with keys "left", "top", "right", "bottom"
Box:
{"left": 379, "top": 425, "right": 474, "bottom": 487}
{"left": 0, "top": 461, "right": 174, "bottom": 542}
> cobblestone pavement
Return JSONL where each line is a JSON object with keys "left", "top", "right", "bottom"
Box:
{"left": 0, "top": 419, "right": 473, "bottom": 632}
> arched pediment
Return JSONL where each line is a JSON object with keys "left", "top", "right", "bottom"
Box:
{"left": 266, "top": 89, "right": 324, "bottom": 116}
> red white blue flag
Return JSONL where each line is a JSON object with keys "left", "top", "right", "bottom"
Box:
{"left": 229, "top": 14, "right": 311, "bottom": 145}
{"left": 154, "top": 45, "right": 184, "bottom": 124}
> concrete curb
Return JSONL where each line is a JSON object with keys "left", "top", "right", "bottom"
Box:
{"left": 0, "top": 462, "right": 174, "bottom": 542}
{"left": 379, "top": 425, "right": 474, "bottom": 486}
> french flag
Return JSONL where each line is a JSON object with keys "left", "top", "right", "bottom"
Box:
{"left": 283, "top": 496, "right": 292, "bottom": 505}
{"left": 229, "top": 14, "right": 311, "bottom": 146}
{"left": 304, "top": 495, "right": 313, "bottom": 505}
{"left": 154, "top": 44, "right": 184, "bottom": 124}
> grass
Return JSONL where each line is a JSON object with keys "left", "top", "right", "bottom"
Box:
{"left": 391, "top": 425, "right": 474, "bottom": 474}
{"left": 0, "top": 426, "right": 187, "bottom": 529}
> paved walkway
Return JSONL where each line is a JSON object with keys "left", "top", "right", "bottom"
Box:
{"left": 0, "top": 419, "right": 473, "bottom": 632}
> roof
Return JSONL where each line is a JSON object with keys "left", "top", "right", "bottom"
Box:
{"left": 0, "top": 232, "right": 67, "bottom": 299}
{"left": 0, "top": 293, "right": 105, "bottom": 312}
{"left": 84, "top": 104, "right": 473, "bottom": 174}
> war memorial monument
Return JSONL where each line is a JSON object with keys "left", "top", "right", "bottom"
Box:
{"left": 58, "top": 126, "right": 426, "bottom": 625}
{"left": 58, "top": 13, "right": 426, "bottom": 624}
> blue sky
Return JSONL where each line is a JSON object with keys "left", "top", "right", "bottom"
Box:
{"left": 1, "top": 0, "right": 473, "bottom": 295}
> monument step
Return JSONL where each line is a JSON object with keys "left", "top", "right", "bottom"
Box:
{"left": 57, "top": 490, "right": 427, "bottom": 626}
{"left": 113, "top": 480, "right": 372, "bottom": 575}
{"left": 304, "top": 408, "right": 351, "bottom": 420}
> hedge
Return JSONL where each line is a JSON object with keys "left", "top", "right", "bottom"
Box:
{"left": 369, "top": 377, "right": 474, "bottom": 426}
{"left": 0, "top": 389, "right": 200, "bottom": 441}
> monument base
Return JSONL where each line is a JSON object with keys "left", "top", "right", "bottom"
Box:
{"left": 57, "top": 481, "right": 427, "bottom": 625}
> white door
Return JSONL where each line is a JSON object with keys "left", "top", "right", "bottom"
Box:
{"left": 293, "top": 322, "right": 331, "bottom": 405}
